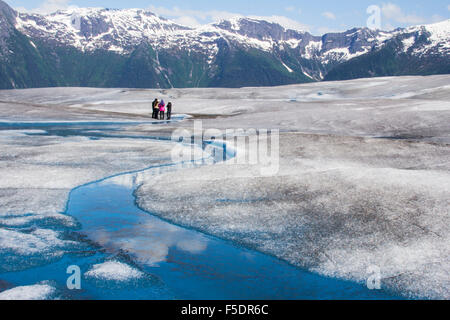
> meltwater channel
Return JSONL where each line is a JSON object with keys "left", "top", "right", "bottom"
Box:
{"left": 0, "top": 121, "right": 400, "bottom": 299}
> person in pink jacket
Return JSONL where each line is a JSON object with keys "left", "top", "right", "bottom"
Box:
{"left": 159, "top": 100, "right": 166, "bottom": 120}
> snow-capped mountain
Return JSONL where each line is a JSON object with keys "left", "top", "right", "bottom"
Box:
{"left": 14, "top": 8, "right": 398, "bottom": 69}
{"left": 0, "top": 0, "right": 449, "bottom": 89}
{"left": 15, "top": 8, "right": 190, "bottom": 54}
{"left": 324, "top": 20, "right": 450, "bottom": 81}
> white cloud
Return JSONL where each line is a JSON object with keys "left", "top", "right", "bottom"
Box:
{"left": 285, "top": 6, "right": 302, "bottom": 15}
{"left": 448, "top": 5, "right": 450, "bottom": 11}
{"left": 322, "top": 11, "right": 336, "bottom": 20}
{"left": 172, "top": 16, "right": 202, "bottom": 28}
{"left": 14, "top": 6, "right": 29, "bottom": 13}
{"left": 316, "top": 26, "right": 342, "bottom": 34}
{"left": 208, "top": 10, "right": 245, "bottom": 22}
{"left": 147, "top": 5, "right": 309, "bottom": 31}
{"left": 147, "top": 5, "right": 242, "bottom": 27}
{"left": 381, "top": 3, "right": 424, "bottom": 25}
{"left": 285, "top": 6, "right": 295, "bottom": 12}
{"left": 431, "top": 14, "right": 445, "bottom": 23}
{"left": 15, "top": 0, "right": 77, "bottom": 15}
{"left": 384, "top": 22, "right": 396, "bottom": 31}
{"left": 248, "top": 15, "right": 309, "bottom": 31}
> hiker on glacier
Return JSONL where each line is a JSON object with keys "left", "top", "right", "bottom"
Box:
{"left": 159, "top": 100, "right": 166, "bottom": 120}
{"left": 152, "top": 98, "right": 159, "bottom": 119}
{"left": 167, "top": 102, "right": 172, "bottom": 120}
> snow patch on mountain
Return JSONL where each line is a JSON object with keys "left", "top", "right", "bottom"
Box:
{"left": 403, "top": 19, "right": 450, "bottom": 56}
{"left": 321, "top": 47, "right": 372, "bottom": 64}
{"left": 304, "top": 40, "right": 322, "bottom": 59}
{"left": 281, "top": 61, "right": 293, "bottom": 73}
{"left": 422, "top": 20, "right": 450, "bottom": 54}
{"left": 402, "top": 36, "right": 415, "bottom": 53}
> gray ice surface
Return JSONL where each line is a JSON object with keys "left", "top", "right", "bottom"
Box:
{"left": 0, "top": 75, "right": 449, "bottom": 298}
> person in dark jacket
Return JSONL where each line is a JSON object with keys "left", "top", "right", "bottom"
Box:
{"left": 152, "top": 99, "right": 159, "bottom": 119}
{"left": 166, "top": 102, "right": 172, "bottom": 120}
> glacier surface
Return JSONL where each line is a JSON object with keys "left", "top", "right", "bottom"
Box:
{"left": 0, "top": 75, "right": 448, "bottom": 299}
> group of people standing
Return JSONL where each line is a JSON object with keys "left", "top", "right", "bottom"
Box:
{"left": 152, "top": 99, "right": 172, "bottom": 120}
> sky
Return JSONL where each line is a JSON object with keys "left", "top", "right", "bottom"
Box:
{"left": 7, "top": 0, "right": 450, "bottom": 34}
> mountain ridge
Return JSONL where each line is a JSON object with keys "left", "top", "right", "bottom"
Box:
{"left": 0, "top": 0, "right": 449, "bottom": 89}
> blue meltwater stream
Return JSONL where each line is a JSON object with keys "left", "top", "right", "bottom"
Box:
{"left": 0, "top": 122, "right": 400, "bottom": 299}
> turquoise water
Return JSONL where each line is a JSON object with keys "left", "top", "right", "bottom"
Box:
{"left": 0, "top": 122, "right": 401, "bottom": 299}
